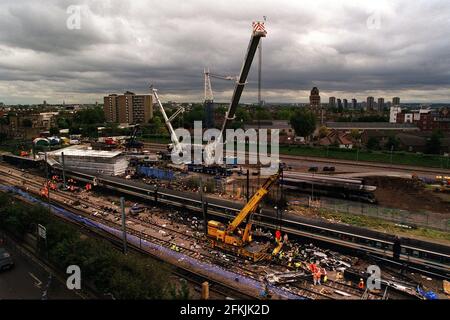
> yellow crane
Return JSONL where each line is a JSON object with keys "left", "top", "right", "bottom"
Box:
{"left": 207, "top": 170, "right": 283, "bottom": 261}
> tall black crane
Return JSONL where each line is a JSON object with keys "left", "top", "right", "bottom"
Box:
{"left": 125, "top": 125, "right": 143, "bottom": 150}
{"left": 204, "top": 21, "right": 267, "bottom": 163}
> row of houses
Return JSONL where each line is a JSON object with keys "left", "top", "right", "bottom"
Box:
{"left": 242, "top": 119, "right": 449, "bottom": 153}
{"left": 390, "top": 106, "right": 450, "bottom": 132}
{"left": 0, "top": 111, "right": 60, "bottom": 140}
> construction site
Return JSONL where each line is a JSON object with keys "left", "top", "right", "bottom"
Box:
{"left": 0, "top": 21, "right": 449, "bottom": 301}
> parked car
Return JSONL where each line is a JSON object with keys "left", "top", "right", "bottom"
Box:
{"left": 323, "top": 166, "right": 335, "bottom": 172}
{"left": 308, "top": 166, "right": 319, "bottom": 172}
{"left": 0, "top": 247, "right": 14, "bottom": 271}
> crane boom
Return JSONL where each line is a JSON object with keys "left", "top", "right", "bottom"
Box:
{"left": 204, "top": 22, "right": 266, "bottom": 163}
{"left": 151, "top": 87, "right": 183, "bottom": 156}
{"left": 206, "top": 170, "right": 281, "bottom": 261}
{"left": 209, "top": 73, "right": 238, "bottom": 81}
{"left": 227, "top": 171, "right": 279, "bottom": 232}
{"left": 220, "top": 22, "right": 267, "bottom": 136}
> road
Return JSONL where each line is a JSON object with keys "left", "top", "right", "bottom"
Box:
{"left": 144, "top": 142, "right": 449, "bottom": 179}
{"left": 0, "top": 239, "right": 81, "bottom": 300}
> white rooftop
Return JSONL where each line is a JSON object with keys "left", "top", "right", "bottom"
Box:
{"left": 48, "top": 145, "right": 123, "bottom": 158}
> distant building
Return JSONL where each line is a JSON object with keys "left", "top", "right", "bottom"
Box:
{"left": 337, "top": 99, "right": 342, "bottom": 110}
{"left": 3, "top": 111, "right": 59, "bottom": 139}
{"left": 104, "top": 91, "right": 153, "bottom": 124}
{"left": 393, "top": 97, "right": 400, "bottom": 105}
{"left": 244, "top": 120, "right": 295, "bottom": 144}
{"left": 328, "top": 96, "right": 336, "bottom": 108}
{"left": 389, "top": 106, "right": 403, "bottom": 123}
{"left": 326, "top": 122, "right": 419, "bottom": 132}
{"left": 366, "top": 96, "right": 375, "bottom": 110}
{"left": 390, "top": 106, "right": 450, "bottom": 132}
{"left": 343, "top": 99, "right": 348, "bottom": 109}
{"left": 318, "top": 130, "right": 354, "bottom": 149}
{"left": 377, "top": 98, "right": 384, "bottom": 112}
{"left": 351, "top": 98, "right": 357, "bottom": 109}
{"left": 309, "top": 87, "right": 321, "bottom": 108}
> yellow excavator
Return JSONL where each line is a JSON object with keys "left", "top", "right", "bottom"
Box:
{"left": 207, "top": 171, "right": 284, "bottom": 262}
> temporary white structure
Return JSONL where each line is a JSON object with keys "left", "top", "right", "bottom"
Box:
{"left": 47, "top": 146, "right": 129, "bottom": 176}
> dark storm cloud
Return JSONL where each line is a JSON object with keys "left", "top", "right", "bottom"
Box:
{"left": 0, "top": 0, "right": 449, "bottom": 104}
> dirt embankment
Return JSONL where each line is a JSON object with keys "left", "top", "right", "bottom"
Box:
{"left": 365, "top": 177, "right": 450, "bottom": 214}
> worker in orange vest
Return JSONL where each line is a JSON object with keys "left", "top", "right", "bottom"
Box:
{"left": 309, "top": 262, "right": 318, "bottom": 273}
{"left": 313, "top": 270, "right": 322, "bottom": 286}
{"left": 358, "top": 278, "right": 365, "bottom": 290}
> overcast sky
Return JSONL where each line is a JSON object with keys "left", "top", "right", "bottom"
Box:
{"left": 0, "top": 0, "right": 449, "bottom": 104}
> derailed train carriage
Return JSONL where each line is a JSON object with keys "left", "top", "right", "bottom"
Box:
{"left": 281, "top": 172, "right": 377, "bottom": 204}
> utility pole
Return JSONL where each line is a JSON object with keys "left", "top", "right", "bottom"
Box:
{"left": 44, "top": 151, "right": 51, "bottom": 212}
{"left": 120, "top": 197, "right": 127, "bottom": 254}
{"left": 200, "top": 179, "right": 208, "bottom": 235}
{"left": 61, "top": 152, "right": 66, "bottom": 189}
{"left": 246, "top": 169, "right": 250, "bottom": 202}
{"left": 258, "top": 15, "right": 266, "bottom": 106}
{"left": 278, "top": 166, "right": 284, "bottom": 232}
{"left": 390, "top": 145, "right": 394, "bottom": 167}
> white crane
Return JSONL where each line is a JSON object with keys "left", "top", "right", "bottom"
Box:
{"left": 204, "top": 68, "right": 238, "bottom": 102}
{"left": 204, "top": 68, "right": 238, "bottom": 128}
{"left": 150, "top": 86, "right": 185, "bottom": 158}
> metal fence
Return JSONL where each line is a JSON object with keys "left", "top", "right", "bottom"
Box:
{"left": 311, "top": 197, "right": 450, "bottom": 232}
{"left": 221, "top": 179, "right": 449, "bottom": 232}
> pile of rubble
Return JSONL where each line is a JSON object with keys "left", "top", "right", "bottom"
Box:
{"left": 277, "top": 242, "right": 355, "bottom": 272}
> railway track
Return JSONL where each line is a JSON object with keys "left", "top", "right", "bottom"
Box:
{"left": 2, "top": 163, "right": 444, "bottom": 299}
{"left": 4, "top": 154, "right": 448, "bottom": 279}
{"left": 0, "top": 174, "right": 257, "bottom": 300}
{"left": 0, "top": 164, "right": 362, "bottom": 299}
{"left": 0, "top": 165, "right": 261, "bottom": 276}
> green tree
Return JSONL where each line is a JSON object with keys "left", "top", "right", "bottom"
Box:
{"left": 56, "top": 117, "right": 70, "bottom": 129}
{"left": 81, "top": 124, "right": 99, "bottom": 138}
{"left": 276, "top": 108, "right": 294, "bottom": 120}
{"left": 290, "top": 109, "right": 317, "bottom": 139}
{"left": 350, "top": 129, "right": 361, "bottom": 140}
{"left": 235, "top": 107, "right": 251, "bottom": 123}
{"left": 73, "top": 107, "right": 105, "bottom": 125}
{"left": 148, "top": 116, "right": 165, "bottom": 134}
{"left": 183, "top": 105, "right": 205, "bottom": 129}
{"left": 318, "top": 126, "right": 329, "bottom": 138}
{"left": 366, "top": 136, "right": 380, "bottom": 150}
{"left": 254, "top": 106, "right": 271, "bottom": 120}
{"left": 385, "top": 136, "right": 399, "bottom": 151}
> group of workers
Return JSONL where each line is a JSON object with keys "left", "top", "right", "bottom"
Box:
{"left": 309, "top": 262, "right": 366, "bottom": 290}
{"left": 39, "top": 176, "right": 94, "bottom": 198}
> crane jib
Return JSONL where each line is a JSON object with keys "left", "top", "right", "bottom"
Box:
{"left": 220, "top": 32, "right": 265, "bottom": 135}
